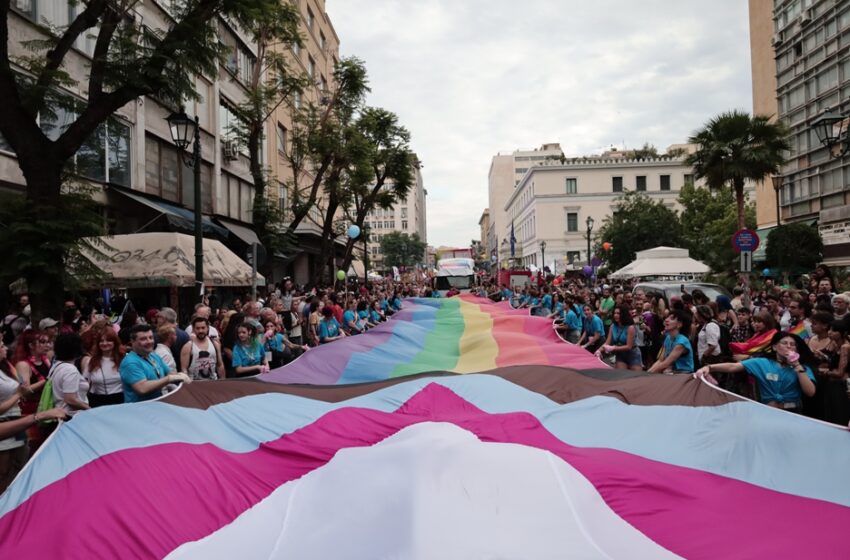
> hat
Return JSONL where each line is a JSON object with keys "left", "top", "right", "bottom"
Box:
{"left": 38, "top": 317, "right": 59, "bottom": 330}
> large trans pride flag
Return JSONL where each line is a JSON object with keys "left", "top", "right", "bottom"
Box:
{"left": 1, "top": 295, "right": 849, "bottom": 559}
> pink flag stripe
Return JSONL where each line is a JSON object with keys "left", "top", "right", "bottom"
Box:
{"left": 0, "top": 384, "right": 847, "bottom": 559}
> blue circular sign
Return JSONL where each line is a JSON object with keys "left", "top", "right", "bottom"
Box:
{"left": 731, "top": 229, "right": 760, "bottom": 253}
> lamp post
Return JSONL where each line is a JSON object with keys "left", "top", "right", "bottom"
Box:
{"left": 585, "top": 216, "right": 594, "bottom": 266}
{"left": 811, "top": 110, "right": 849, "bottom": 157}
{"left": 166, "top": 109, "right": 203, "bottom": 300}
{"left": 771, "top": 175, "right": 782, "bottom": 226}
{"left": 539, "top": 239, "right": 546, "bottom": 272}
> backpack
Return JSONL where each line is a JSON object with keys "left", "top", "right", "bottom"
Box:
{"left": 714, "top": 320, "right": 733, "bottom": 360}
{"left": 1, "top": 316, "right": 19, "bottom": 346}
{"left": 36, "top": 363, "right": 58, "bottom": 424}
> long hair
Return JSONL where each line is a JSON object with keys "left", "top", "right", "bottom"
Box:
{"left": 220, "top": 312, "right": 245, "bottom": 350}
{"left": 767, "top": 331, "right": 817, "bottom": 370}
{"left": 12, "top": 330, "right": 45, "bottom": 365}
{"left": 87, "top": 328, "right": 125, "bottom": 372}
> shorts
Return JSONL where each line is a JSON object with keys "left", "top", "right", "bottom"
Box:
{"left": 614, "top": 347, "right": 643, "bottom": 367}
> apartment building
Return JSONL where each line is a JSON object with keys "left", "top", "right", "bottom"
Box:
{"left": 501, "top": 156, "right": 702, "bottom": 270}
{"left": 363, "top": 164, "right": 428, "bottom": 271}
{"left": 750, "top": 0, "right": 850, "bottom": 265}
{"left": 0, "top": 1, "right": 347, "bottom": 289}
{"left": 267, "top": 0, "right": 343, "bottom": 283}
{"left": 487, "top": 143, "right": 564, "bottom": 263}
{"left": 478, "top": 209, "right": 491, "bottom": 259}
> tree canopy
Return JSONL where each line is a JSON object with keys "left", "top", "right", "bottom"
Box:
{"left": 595, "top": 191, "right": 684, "bottom": 272}
{"left": 766, "top": 223, "right": 823, "bottom": 275}
{"left": 380, "top": 232, "right": 426, "bottom": 269}
{"left": 678, "top": 182, "right": 756, "bottom": 274}
{"left": 685, "top": 111, "right": 789, "bottom": 230}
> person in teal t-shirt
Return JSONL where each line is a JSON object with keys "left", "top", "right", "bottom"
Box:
{"left": 695, "top": 332, "right": 816, "bottom": 410}
{"left": 649, "top": 309, "right": 693, "bottom": 373}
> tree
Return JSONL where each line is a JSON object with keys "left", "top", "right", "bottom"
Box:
{"left": 0, "top": 0, "right": 283, "bottom": 318}
{"left": 380, "top": 232, "right": 426, "bottom": 269}
{"left": 280, "top": 58, "right": 370, "bottom": 282}
{"left": 595, "top": 191, "right": 684, "bottom": 271}
{"left": 686, "top": 110, "right": 790, "bottom": 230}
{"left": 766, "top": 223, "right": 823, "bottom": 276}
{"left": 678, "top": 182, "right": 756, "bottom": 274}
{"left": 340, "top": 107, "right": 415, "bottom": 275}
{"left": 631, "top": 142, "right": 659, "bottom": 160}
{"left": 227, "top": 2, "right": 304, "bottom": 270}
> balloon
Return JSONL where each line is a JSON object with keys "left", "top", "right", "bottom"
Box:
{"left": 347, "top": 224, "right": 361, "bottom": 239}
{"left": 582, "top": 265, "right": 593, "bottom": 276}
{"left": 553, "top": 277, "right": 562, "bottom": 286}
{"left": 336, "top": 270, "right": 346, "bottom": 281}
{"left": 602, "top": 242, "right": 611, "bottom": 251}
{"left": 762, "top": 268, "right": 771, "bottom": 277}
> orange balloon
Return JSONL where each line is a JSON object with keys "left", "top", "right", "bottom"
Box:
{"left": 602, "top": 242, "right": 611, "bottom": 250}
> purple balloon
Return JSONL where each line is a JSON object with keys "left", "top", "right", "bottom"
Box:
{"left": 591, "top": 256, "right": 603, "bottom": 267}
{"left": 582, "top": 265, "right": 593, "bottom": 276}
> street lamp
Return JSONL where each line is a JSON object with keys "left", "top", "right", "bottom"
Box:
{"left": 166, "top": 109, "right": 203, "bottom": 299}
{"left": 585, "top": 216, "right": 594, "bottom": 266}
{"left": 539, "top": 239, "right": 546, "bottom": 272}
{"left": 771, "top": 175, "right": 782, "bottom": 226}
{"left": 811, "top": 110, "right": 850, "bottom": 157}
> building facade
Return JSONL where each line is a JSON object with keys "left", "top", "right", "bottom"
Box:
{"left": 751, "top": 0, "right": 850, "bottom": 265}
{"left": 0, "top": 0, "right": 345, "bottom": 290}
{"left": 501, "top": 157, "right": 703, "bottom": 270}
{"left": 487, "top": 143, "right": 564, "bottom": 265}
{"left": 363, "top": 164, "right": 428, "bottom": 271}
{"left": 478, "top": 208, "right": 491, "bottom": 258}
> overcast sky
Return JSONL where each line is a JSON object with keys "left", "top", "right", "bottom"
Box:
{"left": 329, "top": 1, "right": 753, "bottom": 248}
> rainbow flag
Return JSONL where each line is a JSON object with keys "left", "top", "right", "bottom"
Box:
{"left": 261, "top": 294, "right": 604, "bottom": 385}
{"left": 729, "top": 328, "right": 777, "bottom": 356}
{"left": 787, "top": 320, "right": 810, "bottom": 340}
{"left": 1, "top": 296, "right": 848, "bottom": 558}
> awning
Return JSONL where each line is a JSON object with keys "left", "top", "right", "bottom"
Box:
{"left": 216, "top": 218, "right": 262, "bottom": 246}
{"left": 109, "top": 187, "right": 229, "bottom": 238}
{"left": 81, "top": 232, "right": 264, "bottom": 288}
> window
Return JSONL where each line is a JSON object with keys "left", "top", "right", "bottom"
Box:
{"left": 401, "top": 207, "right": 408, "bottom": 218}
{"left": 566, "top": 251, "right": 581, "bottom": 264}
{"left": 294, "top": 91, "right": 302, "bottom": 110}
{"left": 277, "top": 183, "right": 289, "bottom": 220}
{"left": 612, "top": 176, "right": 623, "bottom": 192}
{"left": 684, "top": 174, "right": 694, "bottom": 185}
{"left": 401, "top": 220, "right": 408, "bottom": 230}
{"left": 307, "top": 7, "right": 315, "bottom": 30}
{"left": 635, "top": 175, "right": 646, "bottom": 191}
{"left": 660, "top": 175, "right": 671, "bottom": 191}
{"left": 320, "top": 32, "right": 326, "bottom": 50}
{"left": 566, "top": 212, "right": 578, "bottom": 232}
{"left": 565, "top": 178, "right": 577, "bottom": 194}
{"left": 308, "top": 56, "right": 316, "bottom": 78}
{"left": 145, "top": 135, "right": 213, "bottom": 212}
{"left": 276, "top": 123, "right": 287, "bottom": 154}
{"left": 292, "top": 42, "right": 300, "bottom": 57}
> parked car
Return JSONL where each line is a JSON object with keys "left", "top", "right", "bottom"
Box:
{"left": 632, "top": 282, "right": 731, "bottom": 306}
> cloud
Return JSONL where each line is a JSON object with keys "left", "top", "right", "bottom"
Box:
{"left": 329, "top": 0, "right": 752, "bottom": 247}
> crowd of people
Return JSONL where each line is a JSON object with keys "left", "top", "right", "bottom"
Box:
{"left": 0, "top": 278, "right": 427, "bottom": 491}
{"left": 476, "top": 264, "right": 850, "bottom": 427}
{"left": 1, "top": 266, "right": 849, "bottom": 492}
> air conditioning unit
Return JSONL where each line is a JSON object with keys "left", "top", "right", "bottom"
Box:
{"left": 800, "top": 11, "right": 812, "bottom": 26}
{"left": 222, "top": 139, "right": 239, "bottom": 161}
{"left": 772, "top": 33, "right": 784, "bottom": 46}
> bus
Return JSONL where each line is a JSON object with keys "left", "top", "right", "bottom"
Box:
{"left": 434, "top": 258, "right": 476, "bottom": 296}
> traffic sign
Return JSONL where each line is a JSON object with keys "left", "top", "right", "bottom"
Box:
{"left": 740, "top": 250, "right": 753, "bottom": 273}
{"left": 732, "top": 229, "right": 760, "bottom": 253}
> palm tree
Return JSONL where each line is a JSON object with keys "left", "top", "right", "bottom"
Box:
{"left": 685, "top": 111, "right": 790, "bottom": 230}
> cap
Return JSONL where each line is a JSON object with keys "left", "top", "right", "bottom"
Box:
{"left": 38, "top": 317, "right": 59, "bottom": 330}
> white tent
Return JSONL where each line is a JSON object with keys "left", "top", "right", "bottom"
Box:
{"left": 609, "top": 246, "right": 709, "bottom": 280}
